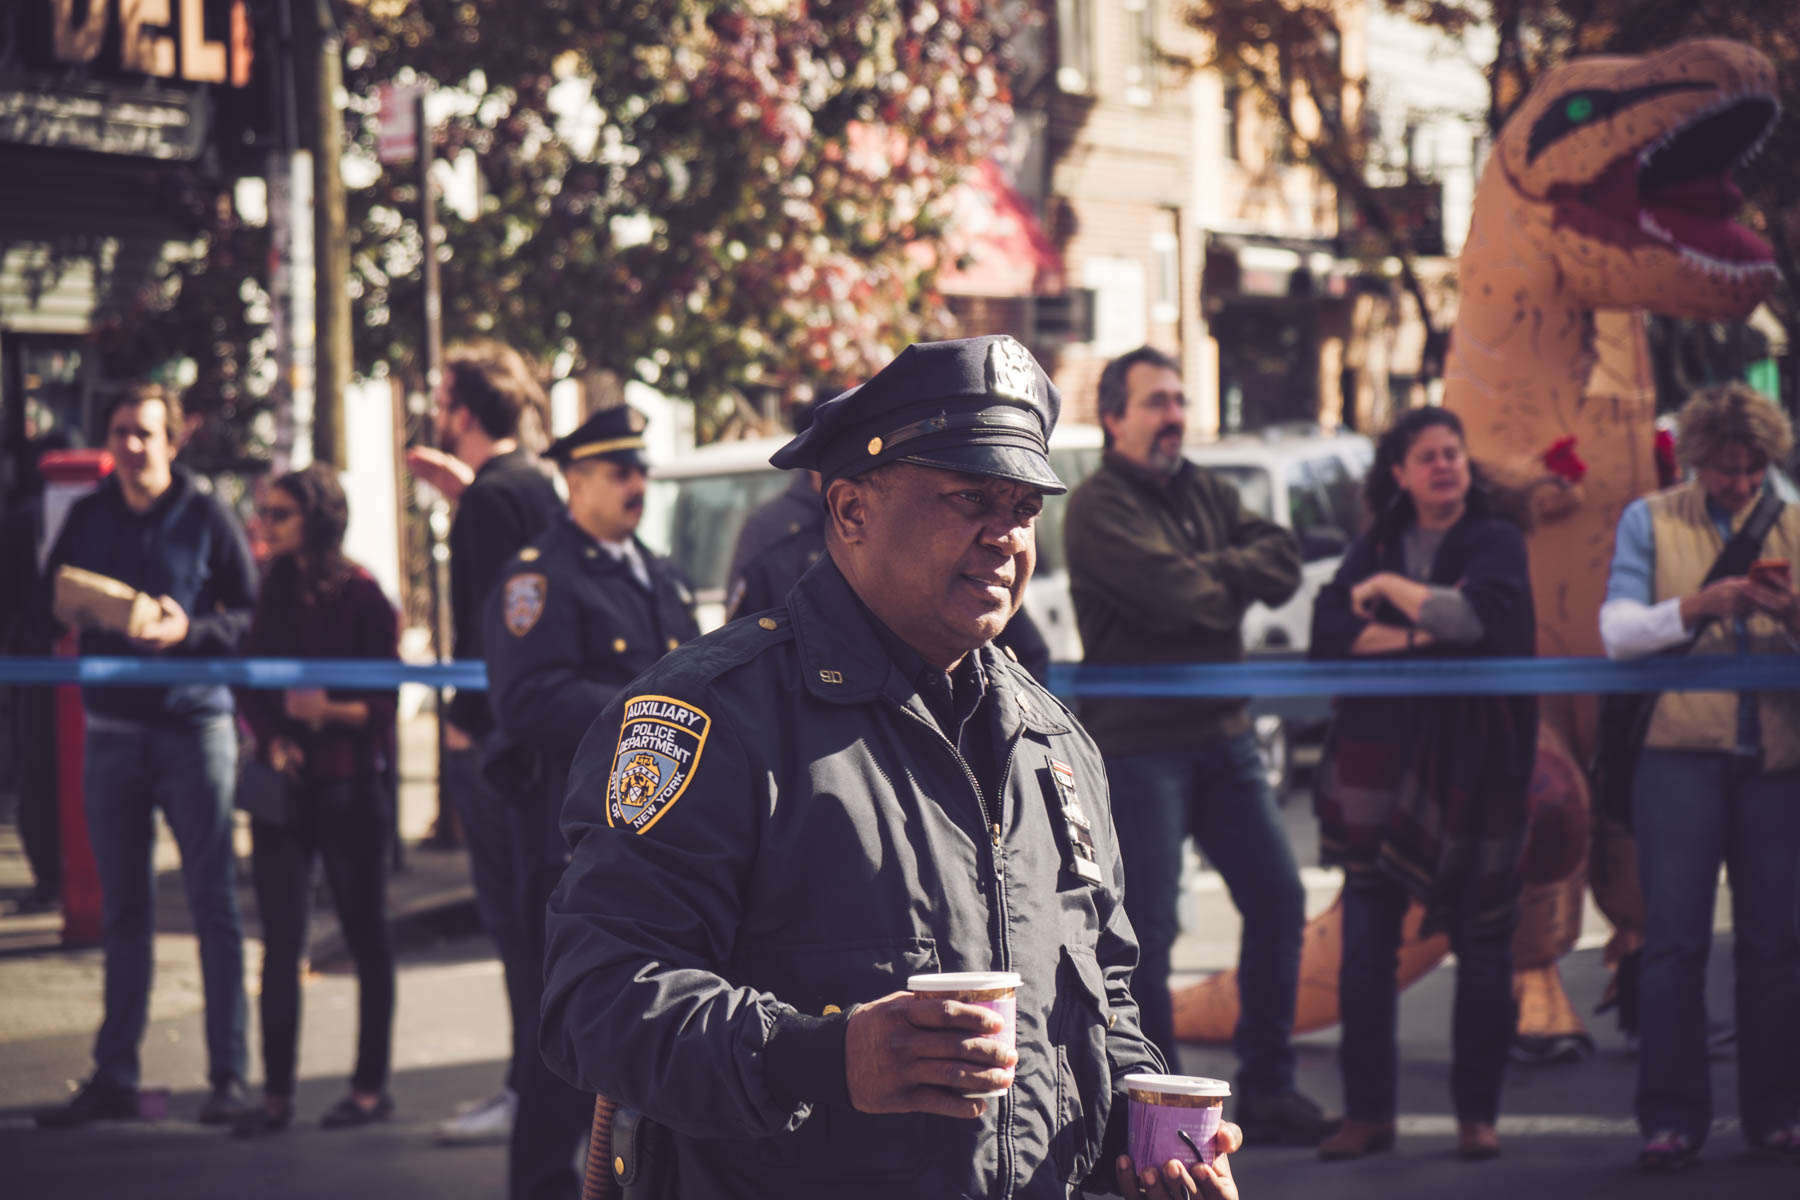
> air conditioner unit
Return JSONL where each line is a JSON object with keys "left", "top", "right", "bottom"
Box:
{"left": 1033, "top": 288, "right": 1096, "bottom": 342}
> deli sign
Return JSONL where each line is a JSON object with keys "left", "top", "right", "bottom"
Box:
{"left": 47, "top": 0, "right": 254, "bottom": 87}
{"left": 1, "top": 1, "right": 258, "bottom": 161}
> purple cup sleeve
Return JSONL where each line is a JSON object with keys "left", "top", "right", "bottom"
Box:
{"left": 1128, "top": 1096, "right": 1223, "bottom": 1168}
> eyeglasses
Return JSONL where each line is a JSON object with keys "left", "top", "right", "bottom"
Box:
{"left": 258, "top": 506, "right": 299, "bottom": 523}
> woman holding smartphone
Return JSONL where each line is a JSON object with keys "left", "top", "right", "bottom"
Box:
{"left": 234, "top": 465, "right": 400, "bottom": 1135}
{"left": 1599, "top": 383, "right": 1800, "bottom": 1171}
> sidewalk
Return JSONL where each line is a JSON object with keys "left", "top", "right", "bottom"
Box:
{"left": 0, "top": 711, "right": 477, "bottom": 1049}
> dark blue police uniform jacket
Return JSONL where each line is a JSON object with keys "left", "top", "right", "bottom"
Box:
{"left": 483, "top": 513, "right": 700, "bottom": 831}
{"left": 541, "top": 555, "right": 1162, "bottom": 1200}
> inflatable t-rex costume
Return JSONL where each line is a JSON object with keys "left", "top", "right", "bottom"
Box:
{"left": 1172, "top": 38, "right": 1779, "bottom": 1046}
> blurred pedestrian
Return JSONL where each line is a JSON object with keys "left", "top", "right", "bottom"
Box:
{"left": 483, "top": 405, "right": 699, "bottom": 1200}
{"left": 724, "top": 397, "right": 827, "bottom": 622}
{"left": 408, "top": 340, "right": 562, "bottom": 1146}
{"left": 1598, "top": 383, "right": 1800, "bottom": 1170}
{"left": 36, "top": 384, "right": 258, "bottom": 1128}
{"left": 1063, "top": 346, "right": 1327, "bottom": 1145}
{"left": 230, "top": 465, "right": 400, "bottom": 1135}
{"left": 1310, "top": 406, "right": 1536, "bottom": 1162}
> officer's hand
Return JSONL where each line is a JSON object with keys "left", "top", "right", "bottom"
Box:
{"left": 443, "top": 721, "right": 474, "bottom": 752}
{"left": 844, "top": 991, "right": 1018, "bottom": 1119}
{"left": 129, "top": 595, "right": 189, "bottom": 651}
{"left": 1115, "top": 1122, "right": 1243, "bottom": 1200}
{"left": 405, "top": 447, "right": 474, "bottom": 502}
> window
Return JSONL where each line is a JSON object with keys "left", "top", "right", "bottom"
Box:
{"left": 1288, "top": 457, "right": 1355, "bottom": 560}
{"left": 1209, "top": 465, "right": 1275, "bottom": 521}
{"left": 1151, "top": 226, "right": 1180, "bottom": 326}
{"left": 1123, "top": 0, "right": 1156, "bottom": 105}
{"left": 1037, "top": 446, "right": 1106, "bottom": 575}
{"left": 641, "top": 470, "right": 793, "bottom": 593}
{"left": 1222, "top": 81, "right": 1242, "bottom": 162}
{"left": 1056, "top": 0, "right": 1094, "bottom": 94}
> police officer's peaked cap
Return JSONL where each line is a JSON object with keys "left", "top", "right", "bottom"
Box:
{"left": 769, "top": 336, "right": 1064, "bottom": 493}
{"left": 544, "top": 405, "right": 649, "bottom": 469}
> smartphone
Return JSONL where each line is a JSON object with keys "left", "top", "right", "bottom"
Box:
{"left": 1748, "top": 558, "right": 1791, "bottom": 589}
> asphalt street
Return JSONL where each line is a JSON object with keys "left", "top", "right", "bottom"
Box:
{"left": 1, "top": 739, "right": 1792, "bottom": 1199}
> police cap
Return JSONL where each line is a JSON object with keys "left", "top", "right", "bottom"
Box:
{"left": 544, "top": 405, "right": 649, "bottom": 470}
{"left": 769, "top": 335, "right": 1064, "bottom": 493}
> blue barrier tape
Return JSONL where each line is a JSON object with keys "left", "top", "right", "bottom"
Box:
{"left": 0, "top": 653, "right": 1796, "bottom": 696}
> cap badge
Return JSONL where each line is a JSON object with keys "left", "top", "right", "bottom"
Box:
{"left": 986, "top": 337, "right": 1038, "bottom": 405}
{"left": 867, "top": 436, "right": 884, "bottom": 456}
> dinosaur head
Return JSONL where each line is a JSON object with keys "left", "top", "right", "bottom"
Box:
{"left": 1496, "top": 38, "right": 1779, "bottom": 318}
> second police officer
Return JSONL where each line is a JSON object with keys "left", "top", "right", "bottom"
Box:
{"left": 483, "top": 405, "right": 700, "bottom": 1200}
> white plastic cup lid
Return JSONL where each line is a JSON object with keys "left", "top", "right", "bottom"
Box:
{"left": 907, "top": 971, "right": 1021, "bottom": 992}
{"left": 1121, "top": 1073, "right": 1231, "bottom": 1098}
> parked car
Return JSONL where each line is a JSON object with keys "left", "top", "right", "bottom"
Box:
{"left": 637, "top": 422, "right": 1373, "bottom": 794}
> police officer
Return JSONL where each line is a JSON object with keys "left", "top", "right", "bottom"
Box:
{"left": 540, "top": 336, "right": 1242, "bottom": 1200}
{"left": 484, "top": 404, "right": 700, "bottom": 1200}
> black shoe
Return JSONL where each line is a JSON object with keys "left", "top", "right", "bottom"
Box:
{"left": 1509, "top": 1032, "right": 1594, "bottom": 1066}
{"left": 320, "top": 1093, "right": 394, "bottom": 1129}
{"left": 36, "top": 1079, "right": 138, "bottom": 1129}
{"left": 198, "top": 1079, "right": 252, "bottom": 1126}
{"left": 231, "top": 1100, "right": 294, "bottom": 1139}
{"left": 1236, "top": 1089, "right": 1335, "bottom": 1147}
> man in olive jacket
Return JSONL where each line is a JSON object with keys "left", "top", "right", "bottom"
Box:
{"left": 1064, "top": 346, "right": 1328, "bottom": 1145}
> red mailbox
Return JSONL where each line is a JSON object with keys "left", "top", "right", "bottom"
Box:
{"left": 38, "top": 448, "right": 113, "bottom": 948}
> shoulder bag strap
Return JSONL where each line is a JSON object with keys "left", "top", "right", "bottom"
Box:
{"left": 1671, "top": 488, "right": 1785, "bottom": 654}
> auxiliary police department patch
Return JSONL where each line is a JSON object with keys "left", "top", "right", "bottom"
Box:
{"left": 607, "top": 695, "right": 711, "bottom": 834}
{"left": 503, "top": 573, "right": 548, "bottom": 637}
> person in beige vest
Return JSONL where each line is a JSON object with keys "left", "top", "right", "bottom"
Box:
{"left": 1598, "top": 382, "right": 1800, "bottom": 1171}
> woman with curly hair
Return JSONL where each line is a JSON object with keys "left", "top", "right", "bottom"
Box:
{"left": 1599, "top": 383, "right": 1800, "bottom": 1171}
{"left": 233, "top": 465, "right": 400, "bottom": 1135}
{"left": 1310, "top": 406, "right": 1537, "bottom": 1163}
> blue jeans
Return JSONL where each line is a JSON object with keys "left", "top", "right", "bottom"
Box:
{"left": 1105, "top": 731, "right": 1305, "bottom": 1099}
{"left": 1633, "top": 749, "right": 1800, "bottom": 1146}
{"left": 84, "top": 716, "right": 246, "bottom": 1091}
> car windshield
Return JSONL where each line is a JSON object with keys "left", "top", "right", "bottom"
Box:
{"left": 640, "top": 470, "right": 794, "bottom": 592}
{"left": 1036, "top": 445, "right": 1105, "bottom": 575}
{"left": 1206, "top": 465, "right": 1275, "bottom": 520}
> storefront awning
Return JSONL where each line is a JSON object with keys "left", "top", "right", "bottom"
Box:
{"left": 934, "top": 159, "right": 1066, "bottom": 299}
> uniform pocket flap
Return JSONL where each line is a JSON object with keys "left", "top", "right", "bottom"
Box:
{"left": 1062, "top": 944, "right": 1111, "bottom": 1017}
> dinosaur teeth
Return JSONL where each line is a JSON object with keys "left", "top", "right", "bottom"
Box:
{"left": 1638, "top": 210, "right": 1676, "bottom": 243}
{"left": 1672, "top": 245, "right": 1779, "bottom": 282}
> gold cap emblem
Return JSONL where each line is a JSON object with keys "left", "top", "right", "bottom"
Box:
{"left": 866, "top": 436, "right": 883, "bottom": 456}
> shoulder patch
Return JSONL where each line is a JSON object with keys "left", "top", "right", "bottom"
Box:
{"left": 503, "top": 573, "right": 548, "bottom": 636}
{"left": 607, "top": 695, "right": 712, "bottom": 834}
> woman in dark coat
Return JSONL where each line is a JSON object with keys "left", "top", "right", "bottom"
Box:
{"left": 233, "top": 465, "right": 400, "bottom": 1135}
{"left": 1310, "top": 407, "right": 1537, "bottom": 1163}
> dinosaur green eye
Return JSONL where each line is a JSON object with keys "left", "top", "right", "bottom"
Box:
{"left": 1565, "top": 95, "right": 1594, "bottom": 122}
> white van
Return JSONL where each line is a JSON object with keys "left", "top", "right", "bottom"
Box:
{"left": 638, "top": 423, "right": 1373, "bottom": 792}
{"left": 638, "top": 424, "right": 1109, "bottom": 636}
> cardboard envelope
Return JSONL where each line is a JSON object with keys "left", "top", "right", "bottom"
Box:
{"left": 53, "top": 565, "right": 163, "bottom": 639}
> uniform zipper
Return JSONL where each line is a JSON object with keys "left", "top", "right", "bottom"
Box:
{"left": 891, "top": 697, "right": 1026, "bottom": 1200}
